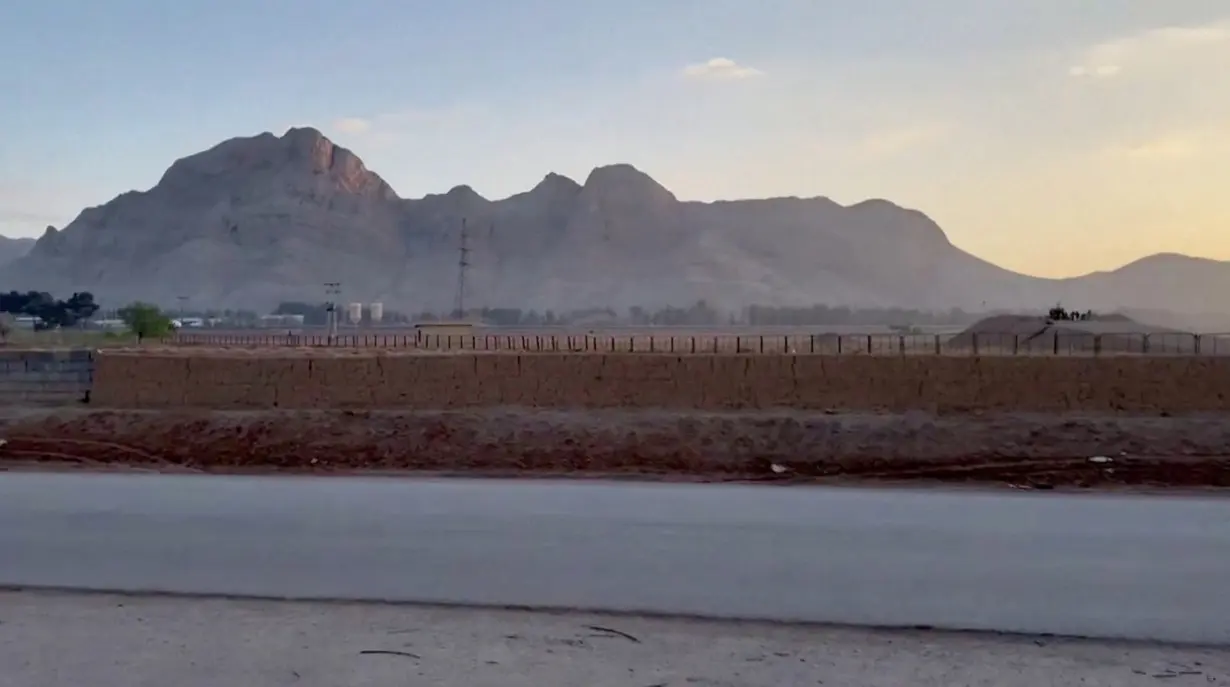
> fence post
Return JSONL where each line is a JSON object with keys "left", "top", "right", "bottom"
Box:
{"left": 712, "top": 336, "right": 718, "bottom": 354}
{"left": 1012, "top": 334, "right": 1019, "bottom": 355}
{"left": 1093, "top": 335, "right": 1102, "bottom": 356}
{"left": 1142, "top": 334, "right": 1150, "bottom": 354}
{"left": 898, "top": 335, "right": 905, "bottom": 355}
{"left": 1053, "top": 332, "right": 1060, "bottom": 355}
{"left": 837, "top": 335, "right": 843, "bottom": 355}
{"left": 1195, "top": 334, "right": 1202, "bottom": 355}
{"left": 736, "top": 337, "right": 742, "bottom": 354}
{"left": 650, "top": 336, "right": 656, "bottom": 353}
{"left": 866, "top": 334, "right": 872, "bottom": 354}
{"left": 972, "top": 333, "right": 979, "bottom": 356}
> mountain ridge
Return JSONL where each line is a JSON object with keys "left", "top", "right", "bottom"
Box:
{"left": 3, "top": 126, "right": 1227, "bottom": 318}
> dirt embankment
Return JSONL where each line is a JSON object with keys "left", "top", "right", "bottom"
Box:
{"left": 2, "top": 408, "right": 1229, "bottom": 490}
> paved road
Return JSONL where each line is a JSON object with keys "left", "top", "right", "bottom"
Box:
{"left": 2, "top": 473, "right": 1229, "bottom": 644}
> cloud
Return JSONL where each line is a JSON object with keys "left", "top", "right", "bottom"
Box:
{"left": 1106, "top": 123, "right": 1230, "bottom": 161}
{"left": 859, "top": 124, "right": 949, "bottom": 159}
{"left": 1116, "top": 137, "right": 1199, "bottom": 160}
{"left": 328, "top": 105, "right": 485, "bottom": 143}
{"left": 682, "top": 57, "right": 763, "bottom": 81}
{"left": 332, "top": 117, "right": 371, "bottom": 135}
{"left": 0, "top": 208, "right": 62, "bottom": 225}
{"left": 0, "top": 181, "right": 78, "bottom": 231}
{"left": 1068, "top": 19, "right": 1230, "bottom": 79}
{"left": 1068, "top": 64, "right": 1121, "bottom": 78}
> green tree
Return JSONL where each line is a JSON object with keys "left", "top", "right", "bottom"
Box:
{"left": 118, "top": 302, "right": 174, "bottom": 341}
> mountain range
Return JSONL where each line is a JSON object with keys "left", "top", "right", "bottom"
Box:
{"left": 2, "top": 126, "right": 1228, "bottom": 324}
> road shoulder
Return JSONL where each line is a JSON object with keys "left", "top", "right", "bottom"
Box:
{"left": 2, "top": 591, "right": 1227, "bottom": 686}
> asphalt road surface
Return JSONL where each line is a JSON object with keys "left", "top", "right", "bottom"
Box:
{"left": 2, "top": 473, "right": 1229, "bottom": 644}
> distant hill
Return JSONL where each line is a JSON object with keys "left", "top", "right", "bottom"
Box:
{"left": 0, "top": 236, "right": 35, "bottom": 267}
{"left": 3, "top": 126, "right": 1228, "bottom": 318}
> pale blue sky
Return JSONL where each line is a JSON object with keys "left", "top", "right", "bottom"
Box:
{"left": 3, "top": 0, "right": 1228, "bottom": 276}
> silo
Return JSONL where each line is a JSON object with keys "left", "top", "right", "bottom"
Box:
{"left": 368, "top": 302, "right": 383, "bottom": 324}
{"left": 346, "top": 302, "right": 363, "bottom": 324}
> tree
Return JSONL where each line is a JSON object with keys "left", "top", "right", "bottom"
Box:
{"left": 118, "top": 302, "right": 174, "bottom": 341}
{"left": 0, "top": 289, "right": 99, "bottom": 329}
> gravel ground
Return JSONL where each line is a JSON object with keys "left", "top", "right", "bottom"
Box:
{"left": 2, "top": 591, "right": 1228, "bottom": 687}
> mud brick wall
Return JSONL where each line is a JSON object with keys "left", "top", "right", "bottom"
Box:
{"left": 91, "top": 352, "right": 1230, "bottom": 413}
{"left": 0, "top": 349, "right": 93, "bottom": 405}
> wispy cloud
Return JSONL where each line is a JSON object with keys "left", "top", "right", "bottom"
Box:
{"left": 682, "top": 57, "right": 763, "bottom": 81}
{"left": 329, "top": 105, "right": 485, "bottom": 143}
{"left": 332, "top": 117, "right": 371, "bottom": 135}
{"left": 858, "top": 123, "right": 949, "bottom": 159}
{"left": 0, "top": 182, "right": 77, "bottom": 231}
{"left": 1068, "top": 64, "right": 1121, "bottom": 78}
{"left": 1068, "top": 19, "right": 1230, "bottom": 79}
{"left": 1106, "top": 122, "right": 1230, "bottom": 161}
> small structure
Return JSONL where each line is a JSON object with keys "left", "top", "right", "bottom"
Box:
{"left": 346, "top": 302, "right": 363, "bottom": 325}
{"left": 369, "top": 302, "right": 384, "bottom": 324}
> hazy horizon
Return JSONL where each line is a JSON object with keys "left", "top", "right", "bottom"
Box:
{"left": 2, "top": 0, "right": 1227, "bottom": 279}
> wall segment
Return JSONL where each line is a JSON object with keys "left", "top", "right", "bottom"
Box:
{"left": 91, "top": 352, "right": 1230, "bottom": 413}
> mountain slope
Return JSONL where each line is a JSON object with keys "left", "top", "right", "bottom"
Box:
{"left": 0, "top": 236, "right": 35, "bottom": 267}
{"left": 2, "top": 127, "right": 1227, "bottom": 316}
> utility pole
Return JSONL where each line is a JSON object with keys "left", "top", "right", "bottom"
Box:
{"left": 324, "top": 281, "right": 341, "bottom": 340}
{"left": 453, "top": 218, "right": 470, "bottom": 320}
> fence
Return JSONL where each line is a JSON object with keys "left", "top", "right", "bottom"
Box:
{"left": 0, "top": 349, "right": 93, "bottom": 405}
{"left": 167, "top": 331, "right": 1230, "bottom": 356}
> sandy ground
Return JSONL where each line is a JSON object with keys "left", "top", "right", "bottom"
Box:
{"left": 2, "top": 590, "right": 1228, "bottom": 687}
{"left": 0, "top": 407, "right": 1228, "bottom": 489}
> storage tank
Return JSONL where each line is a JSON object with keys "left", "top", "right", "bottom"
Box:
{"left": 346, "top": 302, "right": 363, "bottom": 324}
{"left": 368, "top": 302, "right": 383, "bottom": 324}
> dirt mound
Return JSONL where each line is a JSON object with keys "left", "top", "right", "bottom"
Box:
{"left": 946, "top": 315, "right": 1194, "bottom": 354}
{"left": 2, "top": 408, "right": 1229, "bottom": 490}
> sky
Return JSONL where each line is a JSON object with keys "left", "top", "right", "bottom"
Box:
{"left": 1, "top": 0, "right": 1228, "bottom": 278}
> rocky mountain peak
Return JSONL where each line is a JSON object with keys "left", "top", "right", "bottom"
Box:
{"left": 535, "top": 172, "right": 580, "bottom": 191}
{"left": 156, "top": 127, "right": 396, "bottom": 200}
{"left": 845, "top": 197, "right": 951, "bottom": 247}
{"left": 444, "top": 184, "right": 488, "bottom": 203}
{"left": 581, "top": 164, "right": 676, "bottom": 204}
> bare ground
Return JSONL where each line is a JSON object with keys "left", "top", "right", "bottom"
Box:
{"left": 8, "top": 590, "right": 1228, "bottom": 687}
{"left": 0, "top": 407, "right": 1228, "bottom": 489}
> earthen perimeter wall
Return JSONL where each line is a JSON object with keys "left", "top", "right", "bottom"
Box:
{"left": 91, "top": 353, "right": 1230, "bottom": 413}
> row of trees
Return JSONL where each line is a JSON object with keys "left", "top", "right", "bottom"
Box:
{"left": 406, "top": 302, "right": 982, "bottom": 327}
{"left": 0, "top": 289, "right": 1059, "bottom": 334}
{"left": 0, "top": 290, "right": 174, "bottom": 341}
{"left": 0, "top": 290, "right": 100, "bottom": 330}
